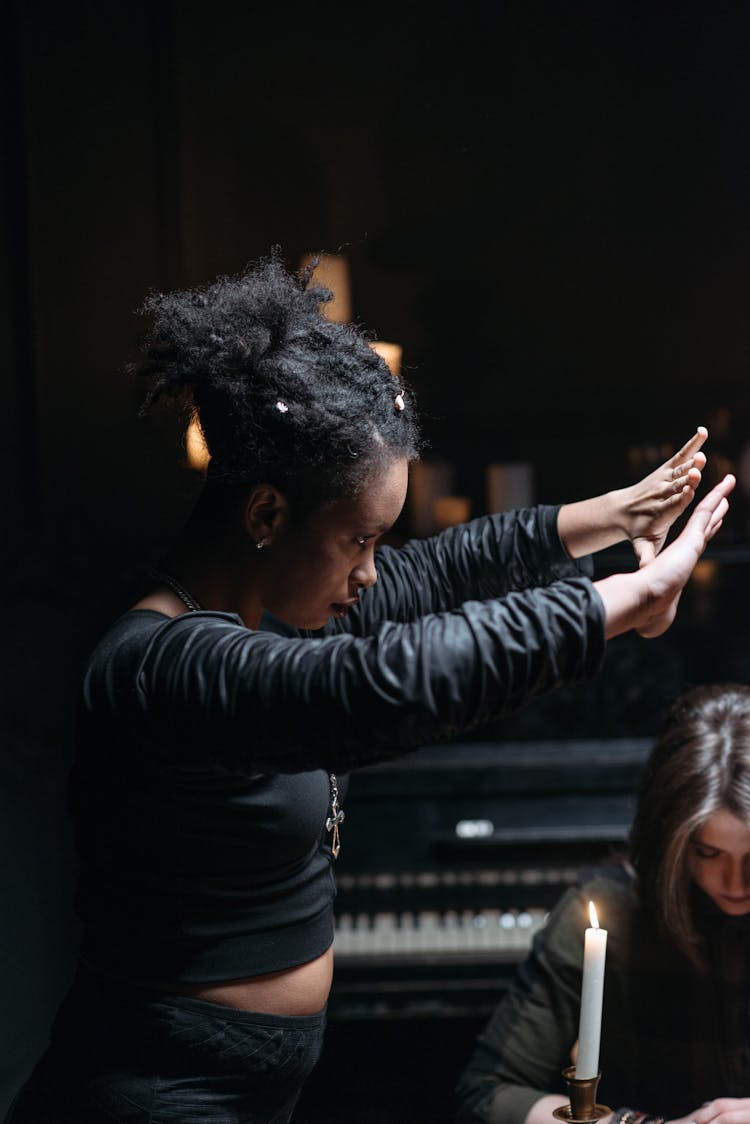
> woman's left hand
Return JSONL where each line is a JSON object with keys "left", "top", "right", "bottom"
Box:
{"left": 668, "top": 1098, "right": 750, "bottom": 1124}
{"left": 618, "top": 427, "right": 707, "bottom": 566}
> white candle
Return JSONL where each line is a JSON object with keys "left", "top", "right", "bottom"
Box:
{"left": 575, "top": 901, "right": 608, "bottom": 1079}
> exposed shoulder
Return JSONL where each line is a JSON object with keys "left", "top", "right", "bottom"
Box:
{"left": 130, "top": 590, "right": 189, "bottom": 617}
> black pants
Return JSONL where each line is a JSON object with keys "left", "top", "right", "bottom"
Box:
{"left": 6, "top": 966, "right": 327, "bottom": 1123}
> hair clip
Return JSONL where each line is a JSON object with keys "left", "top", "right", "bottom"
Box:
{"left": 275, "top": 400, "right": 289, "bottom": 413}
{"left": 394, "top": 392, "right": 405, "bottom": 413}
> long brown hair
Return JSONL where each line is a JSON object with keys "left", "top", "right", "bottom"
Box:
{"left": 629, "top": 682, "right": 750, "bottom": 966}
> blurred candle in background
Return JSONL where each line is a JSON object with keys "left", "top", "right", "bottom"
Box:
{"left": 185, "top": 415, "right": 210, "bottom": 474}
{"left": 299, "top": 252, "right": 352, "bottom": 323}
{"left": 408, "top": 461, "right": 456, "bottom": 536}
{"left": 486, "top": 462, "right": 534, "bottom": 513}
{"left": 433, "top": 495, "right": 471, "bottom": 530}
{"left": 369, "top": 340, "right": 403, "bottom": 377}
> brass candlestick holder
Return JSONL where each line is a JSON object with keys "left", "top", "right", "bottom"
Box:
{"left": 552, "top": 1066, "right": 612, "bottom": 1122}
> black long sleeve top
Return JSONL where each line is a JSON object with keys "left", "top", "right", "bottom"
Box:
{"left": 69, "top": 506, "right": 606, "bottom": 983}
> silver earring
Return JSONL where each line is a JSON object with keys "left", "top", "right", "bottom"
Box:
{"left": 256, "top": 538, "right": 267, "bottom": 550}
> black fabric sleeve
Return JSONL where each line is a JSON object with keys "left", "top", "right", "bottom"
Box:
{"left": 86, "top": 572, "right": 606, "bottom": 774}
{"left": 341, "top": 506, "right": 594, "bottom": 634}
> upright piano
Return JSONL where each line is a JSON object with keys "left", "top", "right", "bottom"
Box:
{"left": 295, "top": 736, "right": 649, "bottom": 1122}
{"left": 329, "top": 737, "right": 649, "bottom": 1023}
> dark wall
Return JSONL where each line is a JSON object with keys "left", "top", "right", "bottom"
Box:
{"left": 3, "top": 0, "right": 750, "bottom": 1113}
{"left": 10, "top": 2, "right": 750, "bottom": 540}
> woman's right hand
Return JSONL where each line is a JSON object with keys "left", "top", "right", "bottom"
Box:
{"left": 668, "top": 1099, "right": 750, "bottom": 1124}
{"left": 594, "top": 473, "right": 735, "bottom": 640}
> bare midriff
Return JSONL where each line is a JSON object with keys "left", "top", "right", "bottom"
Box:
{"left": 154, "top": 945, "right": 334, "bottom": 1015}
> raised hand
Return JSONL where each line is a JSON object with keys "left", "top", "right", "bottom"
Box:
{"left": 619, "top": 427, "right": 708, "bottom": 566}
{"left": 595, "top": 473, "right": 735, "bottom": 641}
{"left": 668, "top": 1097, "right": 750, "bottom": 1124}
{"left": 633, "top": 471, "right": 734, "bottom": 638}
{"left": 556, "top": 426, "right": 708, "bottom": 563}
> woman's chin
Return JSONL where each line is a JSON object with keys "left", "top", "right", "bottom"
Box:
{"left": 714, "top": 895, "right": 750, "bottom": 915}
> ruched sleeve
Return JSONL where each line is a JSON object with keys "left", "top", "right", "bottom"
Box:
{"left": 82, "top": 564, "right": 606, "bottom": 775}
{"left": 341, "top": 505, "right": 593, "bottom": 633}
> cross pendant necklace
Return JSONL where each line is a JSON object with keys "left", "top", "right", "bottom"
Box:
{"left": 325, "top": 774, "right": 345, "bottom": 860}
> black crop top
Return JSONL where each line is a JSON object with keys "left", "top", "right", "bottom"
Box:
{"left": 69, "top": 506, "right": 605, "bottom": 982}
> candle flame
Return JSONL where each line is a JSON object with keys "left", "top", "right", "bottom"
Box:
{"left": 588, "top": 901, "right": 599, "bottom": 929}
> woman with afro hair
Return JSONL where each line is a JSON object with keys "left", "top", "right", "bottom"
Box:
{"left": 6, "top": 249, "right": 734, "bottom": 1123}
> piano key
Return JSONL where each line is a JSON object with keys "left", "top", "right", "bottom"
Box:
{"left": 333, "top": 907, "right": 548, "bottom": 957}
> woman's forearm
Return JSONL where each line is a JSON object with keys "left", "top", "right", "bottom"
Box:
{"left": 557, "top": 492, "right": 626, "bottom": 559}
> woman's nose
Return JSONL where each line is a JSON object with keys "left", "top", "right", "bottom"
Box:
{"left": 723, "top": 857, "right": 750, "bottom": 894}
{"left": 352, "top": 552, "right": 378, "bottom": 590}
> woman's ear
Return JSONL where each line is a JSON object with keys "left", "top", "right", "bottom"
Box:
{"left": 244, "top": 484, "right": 288, "bottom": 548}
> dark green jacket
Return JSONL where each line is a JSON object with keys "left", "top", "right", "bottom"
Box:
{"left": 455, "top": 864, "right": 750, "bottom": 1122}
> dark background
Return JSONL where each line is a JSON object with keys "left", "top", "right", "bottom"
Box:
{"left": 3, "top": 0, "right": 750, "bottom": 1117}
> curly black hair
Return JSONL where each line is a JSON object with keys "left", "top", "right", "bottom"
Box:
{"left": 130, "top": 248, "right": 422, "bottom": 511}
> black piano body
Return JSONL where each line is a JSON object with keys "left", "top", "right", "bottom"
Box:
{"left": 329, "top": 737, "right": 649, "bottom": 1023}
{"left": 297, "top": 737, "right": 651, "bottom": 1123}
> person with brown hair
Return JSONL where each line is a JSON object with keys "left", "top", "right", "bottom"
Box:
{"left": 455, "top": 682, "right": 750, "bottom": 1124}
{"left": 5, "top": 250, "right": 734, "bottom": 1123}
